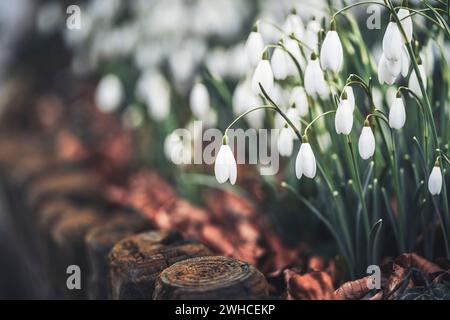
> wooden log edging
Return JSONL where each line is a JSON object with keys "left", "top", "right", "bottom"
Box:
{"left": 85, "top": 212, "right": 153, "bottom": 299}
{"left": 108, "top": 231, "right": 212, "bottom": 300}
{"left": 0, "top": 132, "right": 272, "bottom": 300}
{"left": 154, "top": 256, "right": 269, "bottom": 300}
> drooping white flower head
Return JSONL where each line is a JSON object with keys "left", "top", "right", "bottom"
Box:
{"left": 304, "top": 53, "right": 328, "bottom": 98}
{"left": 252, "top": 53, "right": 274, "bottom": 95}
{"left": 383, "top": 21, "right": 403, "bottom": 62}
{"left": 389, "top": 93, "right": 406, "bottom": 130}
{"left": 232, "top": 79, "right": 264, "bottom": 128}
{"left": 284, "top": 36, "right": 305, "bottom": 73}
{"left": 428, "top": 165, "right": 443, "bottom": 195}
{"left": 397, "top": 8, "right": 413, "bottom": 43}
{"left": 95, "top": 74, "right": 124, "bottom": 113}
{"left": 421, "top": 41, "right": 435, "bottom": 76}
{"left": 358, "top": 124, "right": 375, "bottom": 160}
{"left": 277, "top": 126, "right": 294, "bottom": 157}
{"left": 290, "top": 86, "right": 308, "bottom": 117}
{"left": 335, "top": 93, "right": 353, "bottom": 135}
{"left": 283, "top": 9, "right": 304, "bottom": 40}
{"left": 214, "top": 143, "right": 237, "bottom": 185}
{"left": 305, "top": 18, "right": 321, "bottom": 54}
{"left": 320, "top": 27, "right": 343, "bottom": 73}
{"left": 137, "top": 70, "right": 171, "bottom": 121}
{"left": 408, "top": 63, "right": 427, "bottom": 98}
{"left": 190, "top": 82, "right": 210, "bottom": 119}
{"left": 271, "top": 47, "right": 289, "bottom": 80}
{"left": 245, "top": 26, "right": 264, "bottom": 67}
{"left": 378, "top": 54, "right": 397, "bottom": 85}
{"left": 295, "top": 142, "right": 316, "bottom": 179}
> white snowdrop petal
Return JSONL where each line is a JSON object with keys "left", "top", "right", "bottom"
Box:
{"left": 386, "top": 56, "right": 402, "bottom": 78}
{"left": 95, "top": 74, "right": 123, "bottom": 113}
{"left": 383, "top": 22, "right": 402, "bottom": 62}
{"left": 252, "top": 60, "right": 274, "bottom": 95}
{"left": 225, "top": 146, "right": 238, "bottom": 185}
{"left": 271, "top": 48, "right": 288, "bottom": 80}
{"left": 378, "top": 54, "right": 397, "bottom": 85}
{"left": 389, "top": 97, "right": 406, "bottom": 130}
{"left": 320, "top": 31, "right": 343, "bottom": 72}
{"left": 401, "top": 46, "right": 410, "bottom": 77}
{"left": 428, "top": 166, "right": 442, "bottom": 195}
{"left": 408, "top": 64, "right": 427, "bottom": 98}
{"left": 277, "top": 128, "right": 294, "bottom": 157}
{"left": 358, "top": 127, "right": 375, "bottom": 160}
{"left": 295, "top": 144, "right": 304, "bottom": 179}
{"left": 245, "top": 31, "right": 264, "bottom": 67}
{"left": 301, "top": 143, "right": 316, "bottom": 178}
{"left": 398, "top": 9, "right": 413, "bottom": 43}
{"left": 190, "top": 83, "right": 210, "bottom": 119}
{"left": 335, "top": 99, "right": 353, "bottom": 135}
{"left": 290, "top": 86, "right": 308, "bottom": 116}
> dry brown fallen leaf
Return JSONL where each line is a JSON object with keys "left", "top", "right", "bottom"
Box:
{"left": 285, "top": 269, "right": 339, "bottom": 300}
{"left": 395, "top": 253, "right": 444, "bottom": 275}
{"left": 334, "top": 276, "right": 373, "bottom": 300}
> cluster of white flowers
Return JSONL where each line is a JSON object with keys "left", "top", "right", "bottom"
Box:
{"left": 215, "top": 5, "right": 444, "bottom": 197}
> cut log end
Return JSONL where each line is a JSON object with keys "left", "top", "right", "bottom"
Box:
{"left": 154, "top": 256, "right": 269, "bottom": 300}
{"left": 108, "top": 230, "right": 212, "bottom": 299}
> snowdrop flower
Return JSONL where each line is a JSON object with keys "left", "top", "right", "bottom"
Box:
{"left": 397, "top": 8, "right": 413, "bottom": 43}
{"left": 245, "top": 25, "right": 264, "bottom": 67}
{"left": 284, "top": 36, "right": 305, "bottom": 72}
{"left": 378, "top": 54, "right": 397, "bottom": 85}
{"left": 252, "top": 52, "right": 274, "bottom": 95}
{"left": 408, "top": 63, "right": 427, "bottom": 98}
{"left": 232, "top": 80, "right": 264, "bottom": 128}
{"left": 277, "top": 125, "right": 294, "bottom": 157}
{"left": 383, "top": 20, "right": 402, "bottom": 62}
{"left": 214, "top": 143, "right": 237, "bottom": 184}
{"left": 95, "top": 74, "right": 123, "bottom": 113}
{"left": 190, "top": 82, "right": 210, "bottom": 119}
{"left": 335, "top": 93, "right": 353, "bottom": 135}
{"left": 304, "top": 53, "right": 328, "bottom": 98}
{"left": 428, "top": 164, "right": 442, "bottom": 195}
{"left": 389, "top": 93, "right": 406, "bottom": 130}
{"left": 421, "top": 41, "right": 435, "bottom": 76}
{"left": 283, "top": 9, "right": 304, "bottom": 40}
{"left": 271, "top": 47, "right": 289, "bottom": 80}
{"left": 305, "top": 18, "right": 321, "bottom": 54}
{"left": 145, "top": 72, "right": 171, "bottom": 121}
{"left": 204, "top": 109, "right": 218, "bottom": 128}
{"left": 320, "top": 24, "right": 343, "bottom": 73}
{"left": 290, "top": 86, "right": 308, "bottom": 117}
{"left": 295, "top": 141, "right": 316, "bottom": 179}
{"left": 358, "top": 123, "right": 375, "bottom": 160}
{"left": 401, "top": 46, "right": 410, "bottom": 77}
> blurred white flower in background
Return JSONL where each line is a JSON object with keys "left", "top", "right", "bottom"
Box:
{"left": 136, "top": 70, "right": 171, "bottom": 121}
{"left": 95, "top": 74, "right": 124, "bottom": 113}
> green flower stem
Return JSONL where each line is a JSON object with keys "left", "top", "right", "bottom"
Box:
{"left": 259, "top": 84, "right": 303, "bottom": 140}
{"left": 332, "top": 1, "right": 389, "bottom": 21}
{"left": 389, "top": 0, "right": 450, "bottom": 255}
{"left": 281, "top": 181, "right": 355, "bottom": 276}
{"left": 224, "top": 105, "right": 276, "bottom": 137}
{"left": 347, "top": 135, "right": 371, "bottom": 239}
{"left": 303, "top": 110, "right": 337, "bottom": 137}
